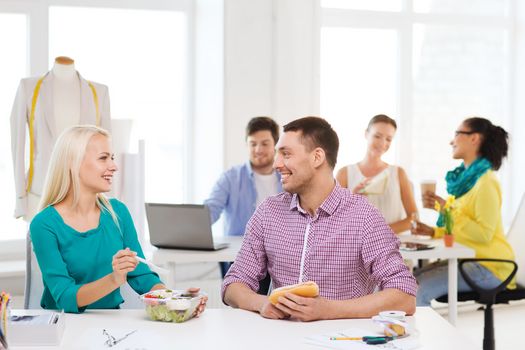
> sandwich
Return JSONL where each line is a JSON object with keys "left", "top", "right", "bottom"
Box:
{"left": 268, "top": 281, "right": 319, "bottom": 305}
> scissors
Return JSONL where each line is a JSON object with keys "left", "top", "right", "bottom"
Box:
{"left": 361, "top": 336, "right": 396, "bottom": 345}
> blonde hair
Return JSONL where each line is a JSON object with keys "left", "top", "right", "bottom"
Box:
{"left": 38, "top": 125, "right": 119, "bottom": 226}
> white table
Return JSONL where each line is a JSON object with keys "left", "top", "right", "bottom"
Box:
{"left": 152, "top": 236, "right": 475, "bottom": 325}
{"left": 399, "top": 236, "right": 475, "bottom": 325}
{"left": 152, "top": 236, "right": 243, "bottom": 264}
{"left": 11, "top": 307, "right": 476, "bottom": 350}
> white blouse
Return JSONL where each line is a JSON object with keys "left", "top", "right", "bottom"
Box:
{"left": 347, "top": 164, "right": 406, "bottom": 225}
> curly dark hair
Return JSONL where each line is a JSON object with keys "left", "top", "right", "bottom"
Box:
{"left": 463, "top": 117, "right": 509, "bottom": 170}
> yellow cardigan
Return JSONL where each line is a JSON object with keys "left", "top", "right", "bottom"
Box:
{"left": 434, "top": 171, "right": 516, "bottom": 289}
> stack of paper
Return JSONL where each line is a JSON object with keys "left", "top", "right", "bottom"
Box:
{"left": 9, "top": 313, "right": 59, "bottom": 325}
{"left": 7, "top": 311, "right": 65, "bottom": 346}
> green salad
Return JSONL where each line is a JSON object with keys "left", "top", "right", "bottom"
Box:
{"left": 146, "top": 304, "right": 193, "bottom": 323}
{"left": 140, "top": 289, "right": 203, "bottom": 323}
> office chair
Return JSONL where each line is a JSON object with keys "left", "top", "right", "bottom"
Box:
{"left": 436, "top": 193, "right": 525, "bottom": 350}
{"left": 25, "top": 231, "right": 145, "bottom": 310}
{"left": 24, "top": 231, "right": 44, "bottom": 309}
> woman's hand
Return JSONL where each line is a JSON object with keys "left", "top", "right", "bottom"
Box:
{"left": 111, "top": 248, "right": 138, "bottom": 286}
{"left": 352, "top": 178, "right": 371, "bottom": 194}
{"left": 422, "top": 192, "right": 445, "bottom": 210}
{"left": 187, "top": 287, "right": 208, "bottom": 317}
{"left": 410, "top": 221, "right": 435, "bottom": 237}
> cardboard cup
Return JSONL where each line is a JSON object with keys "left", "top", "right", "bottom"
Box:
{"left": 420, "top": 180, "right": 436, "bottom": 195}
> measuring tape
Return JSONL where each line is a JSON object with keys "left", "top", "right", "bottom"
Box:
{"left": 26, "top": 74, "right": 100, "bottom": 192}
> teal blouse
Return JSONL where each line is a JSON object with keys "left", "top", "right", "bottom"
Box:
{"left": 30, "top": 198, "right": 162, "bottom": 313}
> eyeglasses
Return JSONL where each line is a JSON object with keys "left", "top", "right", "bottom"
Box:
{"left": 455, "top": 130, "right": 476, "bottom": 137}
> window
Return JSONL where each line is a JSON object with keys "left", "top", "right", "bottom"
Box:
{"left": 321, "top": 1, "right": 513, "bottom": 224}
{"left": 49, "top": 6, "right": 188, "bottom": 203}
{"left": 322, "top": 0, "right": 402, "bottom": 12}
{"left": 321, "top": 27, "right": 398, "bottom": 166}
{"left": 412, "top": 24, "right": 507, "bottom": 182}
{"left": 0, "top": 1, "right": 190, "bottom": 243}
{"left": 413, "top": 0, "right": 509, "bottom": 16}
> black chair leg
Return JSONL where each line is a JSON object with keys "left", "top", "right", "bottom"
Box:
{"left": 483, "top": 304, "right": 495, "bottom": 350}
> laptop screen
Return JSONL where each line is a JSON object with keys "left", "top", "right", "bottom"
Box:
{"left": 145, "top": 203, "right": 216, "bottom": 249}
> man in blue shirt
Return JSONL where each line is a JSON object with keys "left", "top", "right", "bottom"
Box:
{"left": 205, "top": 117, "right": 282, "bottom": 280}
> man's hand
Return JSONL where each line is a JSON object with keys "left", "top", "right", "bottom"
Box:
{"left": 259, "top": 299, "right": 290, "bottom": 319}
{"left": 274, "top": 293, "right": 332, "bottom": 322}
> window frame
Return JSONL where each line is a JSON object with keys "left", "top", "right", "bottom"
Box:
{"left": 0, "top": 0, "right": 195, "bottom": 256}
{"left": 320, "top": 0, "right": 516, "bottom": 225}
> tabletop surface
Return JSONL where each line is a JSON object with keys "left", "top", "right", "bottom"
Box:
{"left": 11, "top": 307, "right": 477, "bottom": 350}
{"left": 152, "top": 235, "right": 475, "bottom": 264}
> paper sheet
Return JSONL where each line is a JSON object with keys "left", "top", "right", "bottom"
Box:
{"left": 304, "top": 327, "right": 421, "bottom": 350}
{"left": 76, "top": 328, "right": 170, "bottom": 349}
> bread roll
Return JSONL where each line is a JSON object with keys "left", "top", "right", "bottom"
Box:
{"left": 268, "top": 281, "right": 319, "bottom": 305}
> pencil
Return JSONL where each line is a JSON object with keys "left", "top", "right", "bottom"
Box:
{"left": 329, "top": 337, "right": 363, "bottom": 340}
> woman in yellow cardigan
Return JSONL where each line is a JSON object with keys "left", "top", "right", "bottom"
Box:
{"left": 412, "top": 117, "right": 515, "bottom": 306}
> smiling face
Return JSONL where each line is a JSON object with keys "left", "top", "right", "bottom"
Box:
{"left": 450, "top": 121, "right": 480, "bottom": 160}
{"left": 78, "top": 134, "right": 117, "bottom": 194}
{"left": 365, "top": 122, "right": 396, "bottom": 158}
{"left": 273, "top": 131, "right": 317, "bottom": 194}
{"left": 247, "top": 130, "right": 276, "bottom": 171}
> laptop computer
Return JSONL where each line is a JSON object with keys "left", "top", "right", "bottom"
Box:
{"left": 145, "top": 203, "right": 230, "bottom": 250}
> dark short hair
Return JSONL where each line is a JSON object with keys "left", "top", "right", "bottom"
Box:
{"left": 367, "top": 114, "right": 397, "bottom": 130}
{"left": 283, "top": 116, "right": 339, "bottom": 169}
{"left": 463, "top": 117, "right": 509, "bottom": 170}
{"left": 246, "top": 116, "right": 280, "bottom": 144}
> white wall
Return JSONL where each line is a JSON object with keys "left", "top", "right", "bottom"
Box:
{"left": 223, "top": 0, "right": 274, "bottom": 168}
{"left": 220, "top": 0, "right": 319, "bottom": 170}
{"left": 192, "top": 0, "right": 225, "bottom": 202}
{"left": 510, "top": 1, "right": 525, "bottom": 213}
{"left": 219, "top": 0, "right": 525, "bottom": 222}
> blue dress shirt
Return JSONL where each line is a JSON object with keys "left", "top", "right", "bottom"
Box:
{"left": 204, "top": 162, "right": 282, "bottom": 236}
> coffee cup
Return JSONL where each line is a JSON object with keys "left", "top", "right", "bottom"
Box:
{"left": 420, "top": 180, "right": 436, "bottom": 195}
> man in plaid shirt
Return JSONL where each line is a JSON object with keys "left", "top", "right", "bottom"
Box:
{"left": 222, "top": 116, "right": 417, "bottom": 321}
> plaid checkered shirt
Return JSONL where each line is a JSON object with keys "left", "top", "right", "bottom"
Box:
{"left": 222, "top": 184, "right": 417, "bottom": 300}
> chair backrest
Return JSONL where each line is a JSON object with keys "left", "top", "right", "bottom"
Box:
{"left": 119, "top": 282, "right": 143, "bottom": 309}
{"left": 25, "top": 231, "right": 144, "bottom": 310}
{"left": 507, "top": 193, "right": 525, "bottom": 286}
{"left": 24, "top": 231, "right": 44, "bottom": 309}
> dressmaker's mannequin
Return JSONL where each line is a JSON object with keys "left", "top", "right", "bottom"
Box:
{"left": 52, "top": 56, "right": 81, "bottom": 135}
{"left": 10, "top": 56, "right": 112, "bottom": 221}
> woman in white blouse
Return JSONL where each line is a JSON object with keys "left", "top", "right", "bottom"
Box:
{"left": 336, "top": 114, "right": 417, "bottom": 234}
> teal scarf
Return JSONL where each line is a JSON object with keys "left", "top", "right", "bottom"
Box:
{"left": 436, "top": 157, "right": 492, "bottom": 227}
{"left": 446, "top": 157, "right": 492, "bottom": 198}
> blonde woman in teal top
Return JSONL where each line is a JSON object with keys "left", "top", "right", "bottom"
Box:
{"left": 31, "top": 198, "right": 160, "bottom": 312}
{"left": 30, "top": 125, "right": 207, "bottom": 314}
